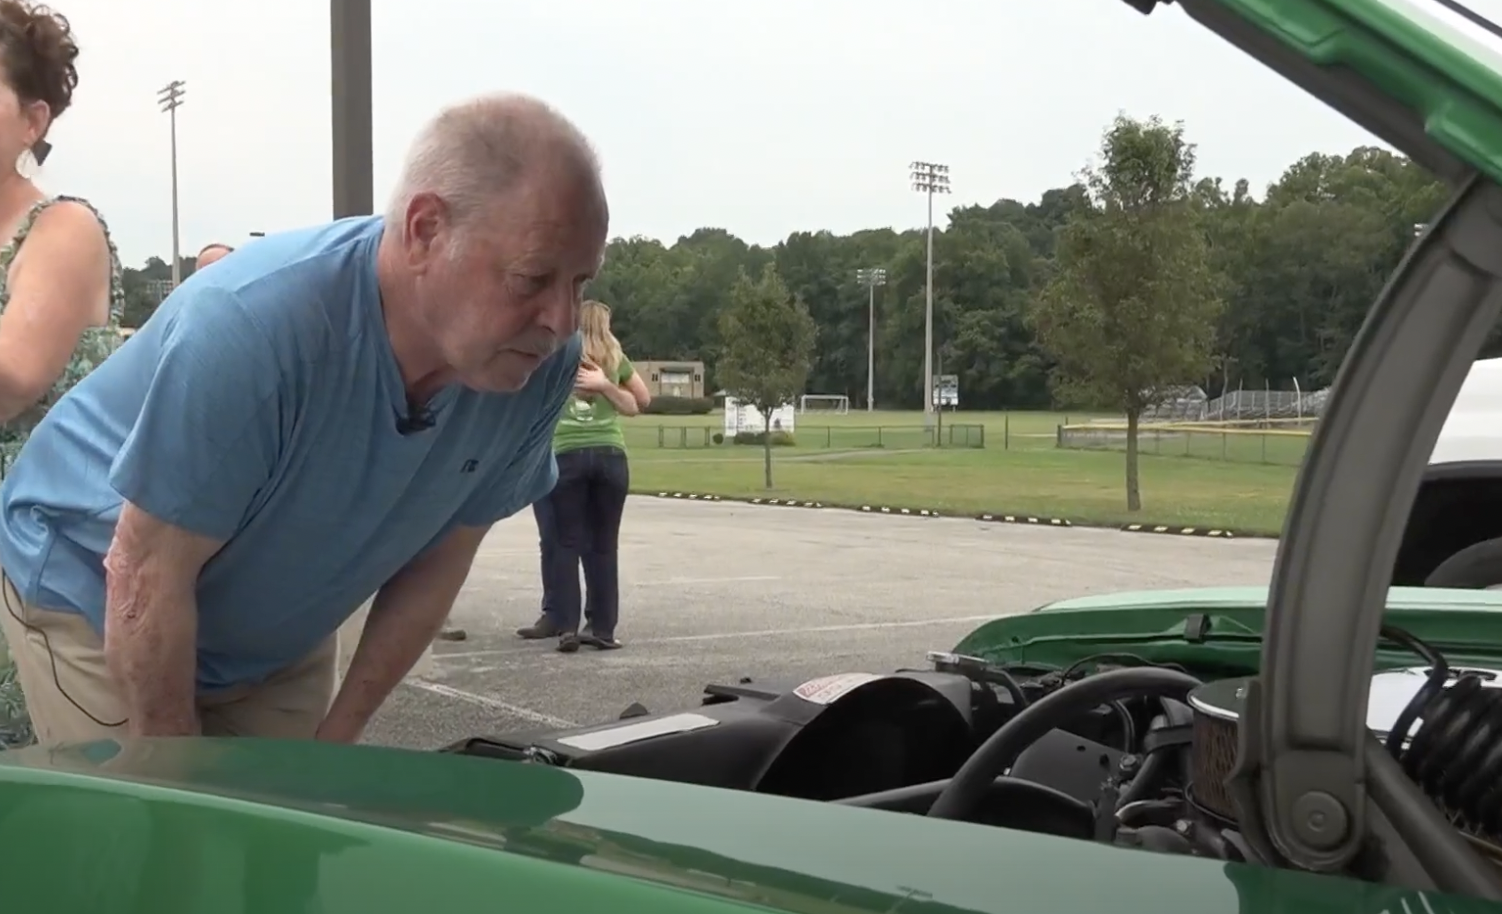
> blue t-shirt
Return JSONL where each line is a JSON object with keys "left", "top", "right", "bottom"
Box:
{"left": 0, "top": 216, "right": 578, "bottom": 691}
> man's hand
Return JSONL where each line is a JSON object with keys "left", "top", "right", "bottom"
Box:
{"left": 103, "top": 501, "right": 224, "bottom": 737}
{"left": 319, "top": 525, "right": 489, "bottom": 742}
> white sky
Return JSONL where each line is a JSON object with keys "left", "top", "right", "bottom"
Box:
{"left": 35, "top": 0, "right": 1419, "bottom": 267}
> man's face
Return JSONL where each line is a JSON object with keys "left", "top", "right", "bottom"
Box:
{"left": 406, "top": 168, "right": 607, "bottom": 392}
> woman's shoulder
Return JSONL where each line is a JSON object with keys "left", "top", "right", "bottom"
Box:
{"left": 16, "top": 194, "right": 126, "bottom": 322}
{"left": 17, "top": 194, "right": 115, "bottom": 254}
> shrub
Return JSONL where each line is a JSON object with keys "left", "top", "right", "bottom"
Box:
{"left": 644, "top": 395, "right": 714, "bottom": 416}
{"left": 711, "top": 432, "right": 725, "bottom": 445}
{"left": 733, "top": 430, "right": 796, "bottom": 447}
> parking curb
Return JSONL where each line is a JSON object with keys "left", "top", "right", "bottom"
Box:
{"left": 1119, "top": 522, "right": 1240, "bottom": 539}
{"left": 641, "top": 490, "right": 1267, "bottom": 538}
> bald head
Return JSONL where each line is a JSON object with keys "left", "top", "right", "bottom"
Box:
{"left": 196, "top": 243, "right": 233, "bottom": 268}
{"left": 383, "top": 92, "right": 606, "bottom": 232}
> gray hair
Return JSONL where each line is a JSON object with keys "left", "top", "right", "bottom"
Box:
{"left": 384, "top": 92, "right": 601, "bottom": 232}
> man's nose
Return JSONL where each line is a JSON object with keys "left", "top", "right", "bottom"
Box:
{"left": 535, "top": 286, "right": 579, "bottom": 338}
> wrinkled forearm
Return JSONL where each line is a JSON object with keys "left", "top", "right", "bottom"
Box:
{"left": 102, "top": 560, "right": 199, "bottom": 736}
{"left": 320, "top": 538, "right": 478, "bottom": 741}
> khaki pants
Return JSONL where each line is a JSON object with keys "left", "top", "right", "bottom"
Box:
{"left": 0, "top": 574, "right": 336, "bottom": 744}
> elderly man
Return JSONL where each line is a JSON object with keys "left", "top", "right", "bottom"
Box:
{"left": 195, "top": 242, "right": 234, "bottom": 269}
{"left": 0, "top": 92, "right": 607, "bottom": 745}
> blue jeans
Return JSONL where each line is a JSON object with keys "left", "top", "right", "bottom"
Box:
{"left": 541, "top": 447, "right": 629, "bottom": 638}
{"left": 533, "top": 496, "right": 600, "bottom": 627}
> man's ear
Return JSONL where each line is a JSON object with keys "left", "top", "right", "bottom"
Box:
{"left": 403, "top": 192, "right": 451, "bottom": 271}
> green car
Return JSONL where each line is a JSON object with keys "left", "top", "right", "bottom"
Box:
{"left": 15, "top": 0, "right": 1502, "bottom": 910}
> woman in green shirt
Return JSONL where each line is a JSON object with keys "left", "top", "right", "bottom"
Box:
{"left": 542, "top": 301, "right": 649, "bottom": 652}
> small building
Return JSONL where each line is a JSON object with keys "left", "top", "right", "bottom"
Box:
{"left": 636, "top": 360, "right": 706, "bottom": 399}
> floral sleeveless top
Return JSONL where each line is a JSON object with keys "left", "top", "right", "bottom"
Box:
{"left": 0, "top": 196, "right": 125, "bottom": 749}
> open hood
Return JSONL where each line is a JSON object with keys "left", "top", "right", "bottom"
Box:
{"left": 1126, "top": 0, "right": 1502, "bottom": 891}
{"left": 1138, "top": 0, "right": 1502, "bottom": 185}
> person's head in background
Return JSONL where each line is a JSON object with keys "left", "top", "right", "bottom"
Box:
{"left": 0, "top": 2, "right": 77, "bottom": 181}
{"left": 195, "top": 242, "right": 233, "bottom": 269}
{"left": 578, "top": 299, "right": 621, "bottom": 375}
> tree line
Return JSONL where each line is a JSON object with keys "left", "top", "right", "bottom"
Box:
{"left": 121, "top": 117, "right": 1456, "bottom": 414}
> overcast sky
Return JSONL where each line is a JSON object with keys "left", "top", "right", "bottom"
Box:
{"left": 34, "top": 0, "right": 1438, "bottom": 267}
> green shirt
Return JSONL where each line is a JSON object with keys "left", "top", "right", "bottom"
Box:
{"left": 552, "top": 357, "right": 635, "bottom": 456}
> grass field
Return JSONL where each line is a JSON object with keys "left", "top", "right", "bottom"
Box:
{"left": 621, "top": 410, "right": 1300, "bottom": 534}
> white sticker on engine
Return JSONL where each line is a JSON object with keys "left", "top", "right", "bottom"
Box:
{"left": 792, "top": 672, "right": 883, "bottom": 705}
{"left": 555, "top": 713, "right": 719, "bottom": 751}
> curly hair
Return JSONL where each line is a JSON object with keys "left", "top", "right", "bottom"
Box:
{"left": 0, "top": 1, "right": 76, "bottom": 124}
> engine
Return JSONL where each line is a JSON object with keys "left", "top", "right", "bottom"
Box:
{"left": 440, "top": 630, "right": 1502, "bottom": 875}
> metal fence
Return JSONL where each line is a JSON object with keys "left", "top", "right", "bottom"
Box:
{"left": 1140, "top": 384, "right": 1331, "bottom": 423}
{"left": 1056, "top": 421, "right": 1312, "bottom": 467}
{"left": 629, "top": 423, "right": 987, "bottom": 450}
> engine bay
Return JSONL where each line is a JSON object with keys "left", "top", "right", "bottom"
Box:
{"left": 441, "top": 629, "right": 1502, "bottom": 880}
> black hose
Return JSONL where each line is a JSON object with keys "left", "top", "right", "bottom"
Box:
{"left": 1378, "top": 624, "right": 1502, "bottom": 839}
{"left": 1115, "top": 698, "right": 1195, "bottom": 809}
{"left": 927, "top": 667, "right": 1202, "bottom": 821}
{"left": 1116, "top": 715, "right": 1170, "bottom": 808}
{"left": 984, "top": 667, "right": 1029, "bottom": 709}
{"left": 1380, "top": 624, "right": 1448, "bottom": 758}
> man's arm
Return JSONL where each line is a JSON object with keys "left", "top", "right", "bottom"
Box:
{"left": 317, "top": 340, "right": 581, "bottom": 741}
{"left": 103, "top": 286, "right": 284, "bottom": 735}
{"left": 317, "top": 524, "right": 488, "bottom": 743}
{"left": 103, "top": 504, "right": 224, "bottom": 736}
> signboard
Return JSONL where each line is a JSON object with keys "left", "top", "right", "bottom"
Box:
{"left": 933, "top": 374, "right": 959, "bottom": 408}
{"left": 724, "top": 397, "right": 796, "bottom": 437}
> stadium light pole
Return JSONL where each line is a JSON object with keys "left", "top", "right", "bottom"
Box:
{"left": 156, "top": 80, "right": 186, "bottom": 288}
{"left": 331, "top": 0, "right": 374, "bottom": 219}
{"left": 911, "top": 161, "right": 950, "bottom": 433}
{"left": 855, "top": 267, "right": 887, "bottom": 412}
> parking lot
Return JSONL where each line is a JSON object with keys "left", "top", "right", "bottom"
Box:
{"left": 363, "top": 497, "right": 1279, "bottom": 749}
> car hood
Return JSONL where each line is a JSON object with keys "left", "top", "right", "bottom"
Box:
{"left": 0, "top": 736, "right": 1492, "bottom": 914}
{"left": 953, "top": 585, "right": 1502, "bottom": 672}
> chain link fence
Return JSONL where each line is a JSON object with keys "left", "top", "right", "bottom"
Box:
{"left": 1056, "top": 421, "right": 1312, "bottom": 466}
{"left": 630, "top": 423, "right": 987, "bottom": 450}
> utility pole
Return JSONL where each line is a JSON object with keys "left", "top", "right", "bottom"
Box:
{"left": 156, "top": 80, "right": 186, "bottom": 288}
{"left": 331, "top": 0, "right": 374, "bottom": 218}
{"left": 855, "top": 267, "right": 887, "bottom": 412}
{"left": 910, "top": 161, "right": 950, "bottom": 434}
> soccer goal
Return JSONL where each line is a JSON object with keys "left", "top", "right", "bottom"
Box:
{"left": 799, "top": 394, "right": 850, "bottom": 415}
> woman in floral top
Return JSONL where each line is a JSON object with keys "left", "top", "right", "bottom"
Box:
{"left": 0, "top": 1, "right": 126, "bottom": 749}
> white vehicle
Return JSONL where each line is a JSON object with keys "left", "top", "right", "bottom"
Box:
{"left": 1398, "top": 356, "right": 1502, "bottom": 587}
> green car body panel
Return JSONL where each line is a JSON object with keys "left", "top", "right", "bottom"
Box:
{"left": 955, "top": 585, "right": 1502, "bottom": 671}
{"left": 10, "top": 0, "right": 1502, "bottom": 911}
{"left": 2, "top": 586, "right": 1501, "bottom": 914}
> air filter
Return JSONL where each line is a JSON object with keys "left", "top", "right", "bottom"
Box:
{"left": 1184, "top": 667, "right": 1502, "bottom": 822}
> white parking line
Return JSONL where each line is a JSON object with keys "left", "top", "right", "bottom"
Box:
{"left": 434, "top": 614, "right": 1001, "bottom": 661}
{"left": 637, "top": 575, "right": 782, "bottom": 586}
{"left": 403, "top": 680, "right": 579, "bottom": 728}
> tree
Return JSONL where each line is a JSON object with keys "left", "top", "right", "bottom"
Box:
{"left": 715, "top": 264, "right": 817, "bottom": 488}
{"left": 1031, "top": 114, "right": 1224, "bottom": 512}
{"left": 124, "top": 140, "right": 1444, "bottom": 414}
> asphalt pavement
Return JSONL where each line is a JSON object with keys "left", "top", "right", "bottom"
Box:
{"left": 362, "top": 497, "right": 1278, "bottom": 749}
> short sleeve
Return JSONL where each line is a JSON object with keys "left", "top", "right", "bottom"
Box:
{"left": 108, "top": 286, "right": 283, "bottom": 541}
{"left": 455, "top": 335, "right": 582, "bottom": 528}
{"left": 617, "top": 357, "right": 635, "bottom": 384}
